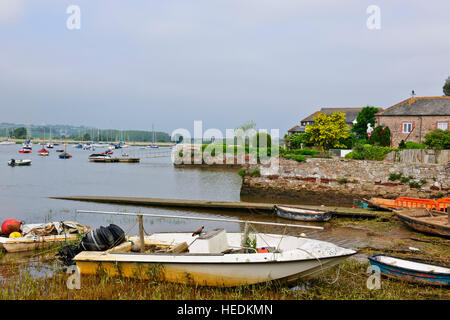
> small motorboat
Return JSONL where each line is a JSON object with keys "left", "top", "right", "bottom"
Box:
{"left": 38, "top": 148, "right": 49, "bottom": 156}
{"left": 394, "top": 208, "right": 449, "bottom": 238}
{"left": 274, "top": 205, "right": 333, "bottom": 222}
{"left": 368, "top": 255, "right": 450, "bottom": 286}
{"left": 88, "top": 153, "right": 111, "bottom": 160}
{"left": 18, "top": 148, "right": 32, "bottom": 154}
{"left": 0, "top": 221, "right": 91, "bottom": 253}
{"left": 59, "top": 152, "right": 72, "bottom": 159}
{"left": 56, "top": 149, "right": 64, "bottom": 152}
{"left": 74, "top": 144, "right": 83, "bottom": 149}
{"left": 73, "top": 229, "right": 356, "bottom": 287}
{"left": 46, "top": 143, "right": 54, "bottom": 148}
{"left": 8, "top": 159, "right": 31, "bottom": 166}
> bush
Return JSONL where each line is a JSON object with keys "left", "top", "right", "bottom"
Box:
{"left": 337, "top": 178, "right": 348, "bottom": 184}
{"left": 249, "top": 168, "right": 261, "bottom": 177}
{"left": 344, "top": 151, "right": 364, "bottom": 160}
{"left": 389, "top": 173, "right": 403, "bottom": 181}
{"left": 238, "top": 168, "right": 247, "bottom": 178}
{"left": 283, "top": 154, "right": 307, "bottom": 162}
{"left": 424, "top": 129, "right": 450, "bottom": 150}
{"left": 368, "top": 126, "right": 391, "bottom": 147}
{"left": 252, "top": 132, "right": 271, "bottom": 149}
{"left": 284, "top": 133, "right": 311, "bottom": 149}
{"left": 345, "top": 144, "right": 392, "bottom": 161}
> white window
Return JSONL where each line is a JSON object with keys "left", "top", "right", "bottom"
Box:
{"left": 402, "top": 122, "right": 412, "bottom": 133}
{"left": 437, "top": 122, "right": 448, "bottom": 130}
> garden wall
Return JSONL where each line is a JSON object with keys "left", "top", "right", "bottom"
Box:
{"left": 385, "top": 149, "right": 450, "bottom": 165}
{"left": 241, "top": 158, "right": 449, "bottom": 205}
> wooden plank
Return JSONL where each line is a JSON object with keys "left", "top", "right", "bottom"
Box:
{"left": 50, "top": 195, "right": 386, "bottom": 218}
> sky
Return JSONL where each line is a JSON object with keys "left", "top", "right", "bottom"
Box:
{"left": 1, "top": 0, "right": 449, "bottom": 136}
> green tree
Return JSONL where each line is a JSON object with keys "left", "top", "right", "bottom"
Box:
{"left": 305, "top": 112, "right": 351, "bottom": 150}
{"left": 352, "top": 106, "right": 381, "bottom": 139}
{"left": 368, "top": 126, "right": 391, "bottom": 147}
{"left": 424, "top": 129, "right": 450, "bottom": 149}
{"left": 443, "top": 76, "right": 450, "bottom": 96}
{"left": 252, "top": 132, "right": 271, "bottom": 148}
{"left": 83, "top": 133, "right": 91, "bottom": 141}
{"left": 284, "top": 132, "right": 311, "bottom": 149}
{"left": 11, "top": 127, "right": 27, "bottom": 139}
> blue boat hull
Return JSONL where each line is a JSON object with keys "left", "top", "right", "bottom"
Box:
{"left": 368, "top": 255, "right": 450, "bottom": 286}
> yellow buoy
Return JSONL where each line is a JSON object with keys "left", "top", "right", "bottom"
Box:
{"left": 9, "top": 232, "right": 22, "bottom": 238}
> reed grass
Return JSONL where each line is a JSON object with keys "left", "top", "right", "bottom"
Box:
{"left": 0, "top": 258, "right": 447, "bottom": 300}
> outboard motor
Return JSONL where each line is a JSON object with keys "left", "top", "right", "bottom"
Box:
{"left": 57, "top": 224, "right": 125, "bottom": 265}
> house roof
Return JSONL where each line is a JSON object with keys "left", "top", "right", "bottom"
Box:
{"left": 288, "top": 125, "right": 305, "bottom": 133}
{"left": 301, "top": 107, "right": 364, "bottom": 123}
{"left": 376, "top": 97, "right": 450, "bottom": 116}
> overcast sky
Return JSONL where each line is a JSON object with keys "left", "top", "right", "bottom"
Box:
{"left": 1, "top": 0, "right": 449, "bottom": 135}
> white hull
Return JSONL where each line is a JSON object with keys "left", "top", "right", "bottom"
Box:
{"left": 74, "top": 232, "right": 356, "bottom": 286}
{"left": 0, "top": 234, "right": 80, "bottom": 253}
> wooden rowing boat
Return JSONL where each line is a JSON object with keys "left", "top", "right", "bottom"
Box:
{"left": 368, "top": 255, "right": 450, "bottom": 286}
{"left": 394, "top": 208, "right": 449, "bottom": 238}
{"left": 274, "top": 205, "right": 333, "bottom": 222}
{"left": 73, "top": 230, "right": 356, "bottom": 287}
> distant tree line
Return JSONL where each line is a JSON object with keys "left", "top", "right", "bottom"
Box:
{"left": 3, "top": 125, "right": 171, "bottom": 142}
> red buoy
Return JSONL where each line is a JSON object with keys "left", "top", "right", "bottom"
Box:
{"left": 1, "top": 219, "right": 22, "bottom": 235}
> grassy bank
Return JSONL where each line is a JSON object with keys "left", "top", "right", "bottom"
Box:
{"left": 0, "top": 258, "right": 448, "bottom": 300}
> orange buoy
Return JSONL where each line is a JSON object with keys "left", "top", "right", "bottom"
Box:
{"left": 257, "top": 247, "right": 269, "bottom": 253}
{"left": 1, "top": 219, "right": 22, "bottom": 235}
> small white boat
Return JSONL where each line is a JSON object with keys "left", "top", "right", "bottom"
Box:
{"left": 0, "top": 140, "right": 15, "bottom": 145}
{"left": 0, "top": 221, "right": 90, "bottom": 253}
{"left": 74, "top": 230, "right": 356, "bottom": 287}
{"left": 8, "top": 159, "right": 31, "bottom": 166}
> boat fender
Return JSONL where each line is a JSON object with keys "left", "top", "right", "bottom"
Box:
{"left": 9, "top": 232, "right": 22, "bottom": 238}
{"left": 257, "top": 247, "right": 269, "bottom": 253}
{"left": 1, "top": 219, "right": 22, "bottom": 235}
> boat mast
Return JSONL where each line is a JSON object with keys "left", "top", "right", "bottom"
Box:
{"left": 76, "top": 209, "right": 324, "bottom": 230}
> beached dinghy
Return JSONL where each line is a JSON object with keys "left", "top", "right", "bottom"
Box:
{"left": 394, "top": 208, "right": 449, "bottom": 238}
{"left": 368, "top": 255, "right": 450, "bottom": 286}
{"left": 73, "top": 230, "right": 356, "bottom": 287}
{"left": 274, "top": 205, "right": 333, "bottom": 222}
{"left": 0, "top": 221, "right": 91, "bottom": 253}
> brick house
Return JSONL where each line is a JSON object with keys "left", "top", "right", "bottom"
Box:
{"left": 375, "top": 96, "right": 450, "bottom": 147}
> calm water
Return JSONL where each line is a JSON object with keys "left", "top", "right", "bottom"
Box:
{"left": 0, "top": 144, "right": 244, "bottom": 234}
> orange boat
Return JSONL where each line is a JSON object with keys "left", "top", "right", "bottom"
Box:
{"left": 365, "top": 197, "right": 449, "bottom": 212}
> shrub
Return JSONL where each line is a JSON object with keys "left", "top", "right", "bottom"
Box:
{"left": 404, "top": 141, "right": 426, "bottom": 149}
{"left": 238, "top": 168, "right": 247, "bottom": 178}
{"left": 283, "top": 154, "right": 307, "bottom": 162}
{"left": 285, "top": 133, "right": 312, "bottom": 149}
{"left": 424, "top": 129, "right": 450, "bottom": 150}
{"left": 345, "top": 144, "right": 392, "bottom": 161}
{"left": 252, "top": 132, "right": 271, "bottom": 149}
{"left": 337, "top": 178, "right": 348, "bottom": 184}
{"left": 249, "top": 168, "right": 261, "bottom": 177}
{"left": 389, "top": 173, "right": 402, "bottom": 181}
{"left": 344, "top": 151, "right": 364, "bottom": 160}
{"left": 368, "top": 126, "right": 391, "bottom": 147}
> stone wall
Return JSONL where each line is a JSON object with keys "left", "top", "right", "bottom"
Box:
{"left": 241, "top": 158, "right": 449, "bottom": 205}
{"left": 385, "top": 149, "right": 450, "bottom": 165}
